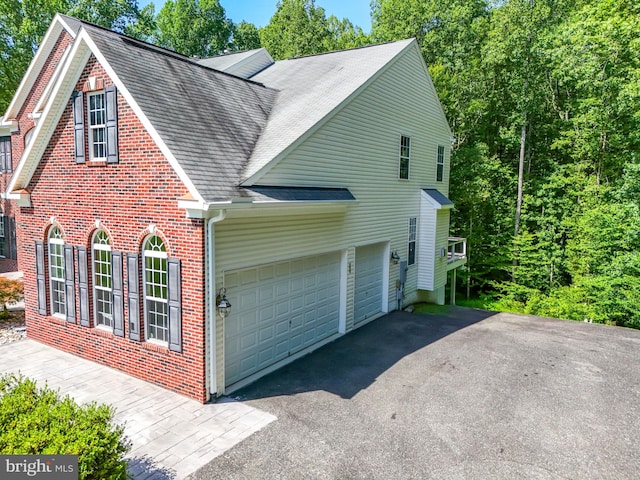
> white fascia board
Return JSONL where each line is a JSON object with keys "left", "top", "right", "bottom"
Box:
{"left": 33, "top": 45, "right": 72, "bottom": 114}
{"left": 240, "top": 40, "right": 415, "bottom": 186}
{"left": 7, "top": 39, "right": 92, "bottom": 196}
{"left": 83, "top": 33, "right": 206, "bottom": 205}
{"left": 3, "top": 14, "right": 74, "bottom": 120}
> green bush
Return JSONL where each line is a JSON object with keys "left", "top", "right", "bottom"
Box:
{"left": 0, "top": 374, "right": 131, "bottom": 479}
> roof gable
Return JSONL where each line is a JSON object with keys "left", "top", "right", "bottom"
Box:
{"left": 8, "top": 20, "right": 277, "bottom": 203}
{"left": 242, "top": 39, "right": 420, "bottom": 185}
{"left": 1, "top": 14, "right": 80, "bottom": 126}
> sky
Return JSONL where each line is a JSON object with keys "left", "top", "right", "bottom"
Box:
{"left": 139, "top": 0, "right": 373, "bottom": 32}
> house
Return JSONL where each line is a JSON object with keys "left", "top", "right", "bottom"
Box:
{"left": 4, "top": 14, "right": 466, "bottom": 402}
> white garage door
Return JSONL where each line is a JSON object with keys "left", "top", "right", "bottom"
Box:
{"left": 224, "top": 252, "right": 341, "bottom": 388}
{"left": 354, "top": 243, "right": 385, "bottom": 325}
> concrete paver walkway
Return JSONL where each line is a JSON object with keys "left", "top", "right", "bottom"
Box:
{"left": 0, "top": 339, "right": 276, "bottom": 479}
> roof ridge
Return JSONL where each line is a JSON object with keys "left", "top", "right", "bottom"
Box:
{"left": 79, "top": 20, "right": 273, "bottom": 88}
{"left": 278, "top": 38, "right": 413, "bottom": 62}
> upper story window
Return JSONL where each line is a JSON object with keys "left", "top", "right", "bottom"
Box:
{"left": 0, "top": 136, "right": 12, "bottom": 174}
{"left": 399, "top": 135, "right": 410, "bottom": 180}
{"left": 408, "top": 217, "right": 417, "bottom": 266}
{"left": 71, "top": 86, "right": 118, "bottom": 164}
{"left": 48, "top": 227, "right": 65, "bottom": 317}
{"left": 143, "top": 235, "right": 168, "bottom": 344}
{"left": 437, "top": 145, "right": 445, "bottom": 182}
{"left": 88, "top": 91, "right": 107, "bottom": 161}
{"left": 92, "top": 230, "right": 113, "bottom": 329}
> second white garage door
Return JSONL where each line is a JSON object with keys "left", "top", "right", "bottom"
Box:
{"left": 354, "top": 243, "right": 385, "bottom": 325}
{"left": 224, "top": 252, "right": 341, "bottom": 388}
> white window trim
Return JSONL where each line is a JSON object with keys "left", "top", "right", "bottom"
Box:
{"left": 143, "top": 237, "right": 169, "bottom": 345}
{"left": 408, "top": 217, "right": 417, "bottom": 266}
{"left": 92, "top": 230, "right": 113, "bottom": 330}
{"left": 87, "top": 90, "right": 107, "bottom": 161}
{"left": 399, "top": 135, "right": 411, "bottom": 180}
{"left": 48, "top": 228, "right": 65, "bottom": 318}
{"left": 436, "top": 145, "right": 445, "bottom": 182}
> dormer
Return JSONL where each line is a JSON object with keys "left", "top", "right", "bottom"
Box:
{"left": 197, "top": 48, "right": 274, "bottom": 79}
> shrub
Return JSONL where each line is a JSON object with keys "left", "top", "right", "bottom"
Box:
{"left": 0, "top": 374, "right": 131, "bottom": 479}
{"left": 0, "top": 278, "right": 23, "bottom": 319}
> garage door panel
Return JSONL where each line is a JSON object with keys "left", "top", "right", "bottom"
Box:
{"left": 225, "top": 252, "right": 341, "bottom": 387}
{"left": 354, "top": 244, "right": 384, "bottom": 325}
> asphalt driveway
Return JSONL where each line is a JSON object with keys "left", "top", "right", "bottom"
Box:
{"left": 191, "top": 308, "right": 640, "bottom": 479}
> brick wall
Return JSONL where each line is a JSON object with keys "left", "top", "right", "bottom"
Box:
{"left": 19, "top": 55, "right": 208, "bottom": 402}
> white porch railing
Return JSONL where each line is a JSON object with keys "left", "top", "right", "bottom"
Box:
{"left": 447, "top": 237, "right": 467, "bottom": 265}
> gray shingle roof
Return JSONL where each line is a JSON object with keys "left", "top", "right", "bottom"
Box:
{"left": 242, "top": 186, "right": 355, "bottom": 202}
{"left": 197, "top": 49, "right": 262, "bottom": 70}
{"left": 245, "top": 39, "right": 414, "bottom": 182}
{"left": 57, "top": 14, "right": 83, "bottom": 35}
{"left": 423, "top": 189, "right": 453, "bottom": 207}
{"left": 70, "top": 20, "right": 413, "bottom": 203}
{"left": 83, "top": 23, "right": 277, "bottom": 202}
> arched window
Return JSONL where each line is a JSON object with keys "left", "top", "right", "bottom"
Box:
{"left": 48, "top": 226, "right": 65, "bottom": 316}
{"left": 143, "top": 235, "right": 168, "bottom": 343}
{"left": 92, "top": 230, "right": 112, "bottom": 328}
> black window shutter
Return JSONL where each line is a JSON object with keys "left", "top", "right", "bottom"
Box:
{"left": 72, "top": 91, "right": 85, "bottom": 164}
{"left": 9, "top": 217, "right": 16, "bottom": 260}
{"left": 64, "top": 244, "right": 76, "bottom": 323}
{"left": 127, "top": 253, "right": 140, "bottom": 341}
{"left": 35, "top": 241, "right": 47, "bottom": 315}
{"left": 167, "top": 257, "right": 182, "bottom": 353}
{"left": 105, "top": 86, "right": 119, "bottom": 164}
{"left": 77, "top": 246, "right": 90, "bottom": 327}
{"left": 112, "top": 251, "right": 124, "bottom": 337}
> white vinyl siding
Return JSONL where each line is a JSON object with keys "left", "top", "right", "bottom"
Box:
{"left": 212, "top": 46, "right": 452, "bottom": 392}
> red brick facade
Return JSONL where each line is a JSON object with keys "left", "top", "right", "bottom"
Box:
{"left": 19, "top": 55, "right": 208, "bottom": 401}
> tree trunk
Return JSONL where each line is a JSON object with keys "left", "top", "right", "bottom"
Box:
{"left": 514, "top": 123, "right": 526, "bottom": 239}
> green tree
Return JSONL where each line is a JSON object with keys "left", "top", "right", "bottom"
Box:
{"left": 0, "top": 0, "right": 142, "bottom": 112}
{"left": 155, "top": 0, "right": 232, "bottom": 57}
{"left": 325, "top": 16, "right": 370, "bottom": 51}
{"left": 230, "top": 21, "right": 261, "bottom": 51}
{"left": 259, "top": 0, "right": 330, "bottom": 59}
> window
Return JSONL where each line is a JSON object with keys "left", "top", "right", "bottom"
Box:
{"left": 48, "top": 227, "right": 65, "bottom": 316}
{"left": 0, "top": 215, "right": 5, "bottom": 258}
{"left": 437, "top": 145, "right": 445, "bottom": 182}
{"left": 88, "top": 91, "right": 107, "bottom": 161}
{"left": 399, "top": 135, "right": 410, "bottom": 180}
{"left": 0, "top": 136, "right": 11, "bottom": 173}
{"left": 143, "top": 235, "right": 168, "bottom": 343}
{"left": 92, "top": 230, "right": 113, "bottom": 328}
{"left": 408, "top": 217, "right": 417, "bottom": 266}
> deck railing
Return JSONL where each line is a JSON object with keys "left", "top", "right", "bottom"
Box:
{"left": 447, "top": 237, "right": 467, "bottom": 264}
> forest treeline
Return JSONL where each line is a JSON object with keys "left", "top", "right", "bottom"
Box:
{"left": 2, "top": 0, "right": 639, "bottom": 327}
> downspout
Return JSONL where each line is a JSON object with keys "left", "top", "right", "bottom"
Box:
{"left": 207, "top": 209, "right": 226, "bottom": 399}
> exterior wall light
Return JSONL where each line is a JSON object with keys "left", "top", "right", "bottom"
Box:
{"left": 216, "top": 287, "right": 232, "bottom": 318}
{"left": 390, "top": 251, "right": 400, "bottom": 264}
